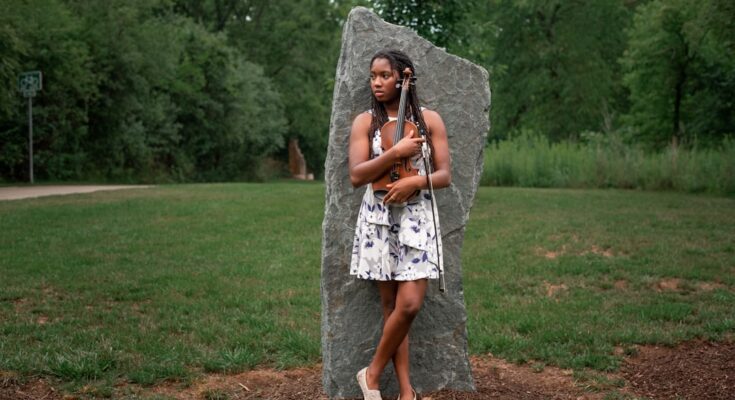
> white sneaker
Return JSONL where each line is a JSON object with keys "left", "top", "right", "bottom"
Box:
{"left": 356, "top": 367, "right": 382, "bottom": 400}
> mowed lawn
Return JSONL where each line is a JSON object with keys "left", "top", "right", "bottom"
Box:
{"left": 1, "top": 182, "right": 733, "bottom": 394}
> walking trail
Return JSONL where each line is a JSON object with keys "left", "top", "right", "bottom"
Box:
{"left": 0, "top": 185, "right": 153, "bottom": 201}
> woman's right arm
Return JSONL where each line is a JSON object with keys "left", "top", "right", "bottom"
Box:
{"left": 348, "top": 113, "right": 424, "bottom": 188}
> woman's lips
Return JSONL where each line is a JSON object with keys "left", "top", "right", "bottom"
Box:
{"left": 374, "top": 91, "right": 384, "bottom": 96}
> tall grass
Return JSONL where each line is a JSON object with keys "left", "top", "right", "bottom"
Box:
{"left": 481, "top": 130, "right": 735, "bottom": 196}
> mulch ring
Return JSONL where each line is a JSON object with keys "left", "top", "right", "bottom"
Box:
{"left": 1, "top": 338, "right": 733, "bottom": 400}
{"left": 620, "top": 338, "right": 735, "bottom": 400}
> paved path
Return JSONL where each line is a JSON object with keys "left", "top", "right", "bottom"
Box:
{"left": 0, "top": 185, "right": 154, "bottom": 201}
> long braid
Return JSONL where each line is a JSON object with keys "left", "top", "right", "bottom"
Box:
{"left": 368, "top": 50, "right": 434, "bottom": 167}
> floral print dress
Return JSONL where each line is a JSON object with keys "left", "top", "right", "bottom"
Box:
{"left": 349, "top": 109, "right": 443, "bottom": 281}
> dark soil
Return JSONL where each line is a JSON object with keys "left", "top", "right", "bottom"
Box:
{"left": 1, "top": 338, "right": 733, "bottom": 400}
{"left": 620, "top": 338, "right": 735, "bottom": 400}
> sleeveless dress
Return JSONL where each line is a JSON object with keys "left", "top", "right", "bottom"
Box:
{"left": 349, "top": 108, "right": 444, "bottom": 281}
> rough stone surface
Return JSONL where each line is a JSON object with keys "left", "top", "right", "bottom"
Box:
{"left": 320, "top": 7, "right": 491, "bottom": 399}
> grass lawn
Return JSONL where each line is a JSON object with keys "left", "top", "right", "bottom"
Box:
{"left": 464, "top": 186, "right": 735, "bottom": 372}
{"left": 1, "top": 181, "right": 733, "bottom": 395}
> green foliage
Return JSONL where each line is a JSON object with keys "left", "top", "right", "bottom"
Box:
{"left": 0, "top": 0, "right": 97, "bottom": 181}
{"left": 481, "top": 130, "right": 735, "bottom": 195}
{"left": 443, "top": 1, "right": 496, "bottom": 69}
{"left": 0, "top": 0, "right": 287, "bottom": 183}
{"left": 173, "top": 0, "right": 348, "bottom": 177}
{"left": 1, "top": 1, "right": 734, "bottom": 183}
{"left": 221, "top": 0, "right": 346, "bottom": 177}
{"left": 371, "top": 0, "right": 473, "bottom": 50}
{"left": 621, "top": 0, "right": 735, "bottom": 149}
{"left": 166, "top": 20, "right": 287, "bottom": 182}
{"left": 73, "top": 0, "right": 288, "bottom": 182}
{"left": 487, "top": 0, "right": 630, "bottom": 142}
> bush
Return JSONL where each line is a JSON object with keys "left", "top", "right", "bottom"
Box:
{"left": 481, "top": 130, "right": 735, "bottom": 196}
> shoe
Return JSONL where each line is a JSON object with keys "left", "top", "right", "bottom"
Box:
{"left": 397, "top": 388, "right": 417, "bottom": 400}
{"left": 356, "top": 367, "right": 382, "bottom": 400}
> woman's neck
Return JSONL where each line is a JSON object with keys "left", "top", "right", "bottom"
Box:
{"left": 383, "top": 98, "right": 400, "bottom": 117}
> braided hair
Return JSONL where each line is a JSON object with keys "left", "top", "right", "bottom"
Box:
{"left": 368, "top": 49, "right": 433, "bottom": 165}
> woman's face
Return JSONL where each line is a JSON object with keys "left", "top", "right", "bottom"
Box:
{"left": 370, "top": 57, "right": 399, "bottom": 103}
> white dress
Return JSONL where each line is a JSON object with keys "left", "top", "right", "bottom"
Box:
{"left": 349, "top": 110, "right": 444, "bottom": 281}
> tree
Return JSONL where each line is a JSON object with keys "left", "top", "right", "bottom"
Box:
{"left": 0, "top": 0, "right": 97, "bottom": 181}
{"left": 371, "top": 0, "right": 473, "bottom": 50}
{"left": 175, "top": 0, "right": 348, "bottom": 177}
{"left": 172, "top": 23, "right": 287, "bottom": 181}
{"left": 0, "top": 0, "right": 289, "bottom": 183}
{"left": 621, "top": 0, "right": 735, "bottom": 148}
{"left": 488, "top": 0, "right": 631, "bottom": 142}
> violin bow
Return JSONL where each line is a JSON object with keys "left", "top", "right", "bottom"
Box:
{"left": 419, "top": 125, "right": 446, "bottom": 293}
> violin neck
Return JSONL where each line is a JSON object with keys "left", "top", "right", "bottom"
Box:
{"left": 393, "top": 84, "right": 410, "bottom": 143}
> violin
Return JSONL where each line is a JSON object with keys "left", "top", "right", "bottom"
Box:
{"left": 372, "top": 68, "right": 421, "bottom": 202}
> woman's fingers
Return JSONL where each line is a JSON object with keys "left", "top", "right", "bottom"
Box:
{"left": 383, "top": 188, "right": 395, "bottom": 204}
{"left": 384, "top": 187, "right": 403, "bottom": 204}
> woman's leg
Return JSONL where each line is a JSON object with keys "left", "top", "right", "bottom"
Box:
{"left": 367, "top": 279, "right": 428, "bottom": 396}
{"left": 376, "top": 282, "right": 413, "bottom": 397}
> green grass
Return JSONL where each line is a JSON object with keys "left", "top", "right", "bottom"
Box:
{"left": 464, "top": 186, "right": 735, "bottom": 372}
{"left": 0, "top": 181, "right": 323, "bottom": 392}
{"left": 1, "top": 181, "right": 734, "bottom": 396}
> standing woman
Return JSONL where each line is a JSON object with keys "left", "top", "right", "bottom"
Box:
{"left": 348, "top": 49, "right": 451, "bottom": 400}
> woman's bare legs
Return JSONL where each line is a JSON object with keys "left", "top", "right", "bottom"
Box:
{"left": 375, "top": 281, "right": 412, "bottom": 398}
{"left": 367, "top": 279, "right": 428, "bottom": 398}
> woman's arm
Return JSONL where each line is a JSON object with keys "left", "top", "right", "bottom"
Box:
{"left": 417, "top": 109, "right": 451, "bottom": 189}
{"left": 348, "top": 112, "right": 425, "bottom": 188}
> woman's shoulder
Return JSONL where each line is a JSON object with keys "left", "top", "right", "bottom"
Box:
{"left": 420, "top": 107, "right": 444, "bottom": 127}
{"left": 354, "top": 110, "right": 372, "bottom": 122}
{"left": 351, "top": 111, "right": 372, "bottom": 132}
{"left": 419, "top": 107, "right": 440, "bottom": 117}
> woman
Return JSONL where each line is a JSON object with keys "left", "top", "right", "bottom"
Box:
{"left": 348, "top": 49, "right": 451, "bottom": 400}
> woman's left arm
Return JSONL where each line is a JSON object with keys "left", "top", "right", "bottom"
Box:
{"left": 383, "top": 109, "right": 451, "bottom": 204}
{"left": 416, "top": 109, "right": 451, "bottom": 189}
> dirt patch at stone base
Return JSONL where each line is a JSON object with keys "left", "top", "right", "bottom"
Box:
{"left": 141, "top": 356, "right": 606, "bottom": 400}
{"left": 2, "top": 338, "right": 733, "bottom": 399}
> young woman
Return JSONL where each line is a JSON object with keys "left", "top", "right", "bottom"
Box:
{"left": 348, "top": 49, "right": 451, "bottom": 400}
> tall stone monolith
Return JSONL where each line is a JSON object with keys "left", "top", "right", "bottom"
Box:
{"left": 320, "top": 7, "right": 491, "bottom": 399}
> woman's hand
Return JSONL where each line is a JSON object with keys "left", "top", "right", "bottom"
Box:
{"left": 383, "top": 176, "right": 421, "bottom": 204}
{"left": 391, "top": 128, "right": 424, "bottom": 159}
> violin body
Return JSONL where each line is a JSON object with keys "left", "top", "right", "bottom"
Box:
{"left": 372, "top": 119, "right": 421, "bottom": 201}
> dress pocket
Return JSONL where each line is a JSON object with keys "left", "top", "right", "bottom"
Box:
{"left": 362, "top": 184, "right": 390, "bottom": 226}
{"left": 363, "top": 200, "right": 390, "bottom": 226}
{"left": 397, "top": 203, "right": 431, "bottom": 251}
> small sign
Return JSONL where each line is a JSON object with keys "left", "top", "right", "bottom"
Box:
{"left": 18, "top": 71, "right": 42, "bottom": 97}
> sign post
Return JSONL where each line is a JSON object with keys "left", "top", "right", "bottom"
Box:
{"left": 18, "top": 71, "right": 42, "bottom": 184}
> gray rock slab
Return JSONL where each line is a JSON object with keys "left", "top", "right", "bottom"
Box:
{"left": 321, "top": 6, "right": 491, "bottom": 399}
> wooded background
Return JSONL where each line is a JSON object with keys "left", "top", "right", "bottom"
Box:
{"left": 1, "top": 0, "right": 733, "bottom": 183}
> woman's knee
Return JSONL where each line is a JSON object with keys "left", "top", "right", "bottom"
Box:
{"left": 395, "top": 280, "right": 427, "bottom": 319}
{"left": 396, "top": 298, "right": 422, "bottom": 319}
